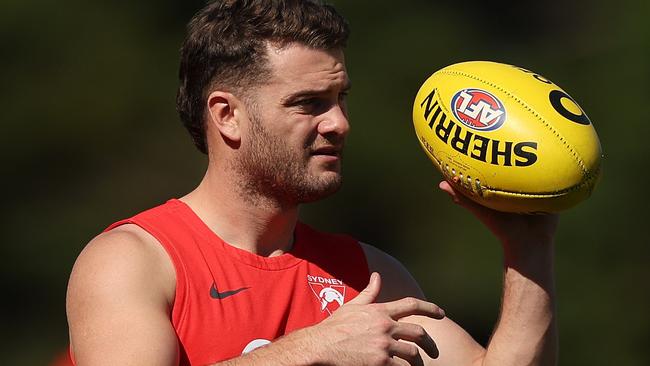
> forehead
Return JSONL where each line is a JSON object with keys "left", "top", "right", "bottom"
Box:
{"left": 264, "top": 43, "right": 349, "bottom": 90}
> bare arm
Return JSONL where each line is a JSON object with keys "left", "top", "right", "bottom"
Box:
{"left": 66, "top": 225, "right": 179, "bottom": 366}
{"left": 481, "top": 237, "right": 556, "bottom": 366}
{"left": 442, "top": 179, "right": 558, "bottom": 366}
{"left": 362, "top": 181, "right": 558, "bottom": 366}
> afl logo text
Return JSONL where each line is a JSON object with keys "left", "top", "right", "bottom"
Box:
{"left": 451, "top": 88, "right": 507, "bottom": 131}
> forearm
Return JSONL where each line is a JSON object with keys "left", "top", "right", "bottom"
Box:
{"left": 480, "top": 239, "right": 557, "bottom": 366}
{"left": 212, "top": 274, "right": 444, "bottom": 366}
{"left": 211, "top": 328, "right": 320, "bottom": 366}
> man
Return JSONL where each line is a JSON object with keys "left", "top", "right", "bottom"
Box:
{"left": 67, "top": 1, "right": 558, "bottom": 365}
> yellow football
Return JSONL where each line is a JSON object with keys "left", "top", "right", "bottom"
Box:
{"left": 412, "top": 61, "right": 602, "bottom": 213}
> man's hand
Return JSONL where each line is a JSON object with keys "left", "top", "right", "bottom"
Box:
{"left": 439, "top": 180, "right": 559, "bottom": 248}
{"left": 233, "top": 272, "right": 446, "bottom": 366}
{"left": 308, "top": 272, "right": 445, "bottom": 365}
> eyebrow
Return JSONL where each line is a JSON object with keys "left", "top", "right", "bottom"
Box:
{"left": 281, "top": 81, "right": 352, "bottom": 106}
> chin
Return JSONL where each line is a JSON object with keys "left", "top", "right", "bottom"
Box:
{"left": 297, "top": 175, "right": 343, "bottom": 203}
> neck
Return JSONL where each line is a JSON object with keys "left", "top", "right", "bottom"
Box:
{"left": 181, "top": 165, "right": 300, "bottom": 257}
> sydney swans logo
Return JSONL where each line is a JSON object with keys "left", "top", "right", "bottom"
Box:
{"left": 307, "top": 275, "right": 346, "bottom": 315}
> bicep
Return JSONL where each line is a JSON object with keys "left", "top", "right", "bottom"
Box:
{"left": 402, "top": 315, "right": 485, "bottom": 366}
{"left": 361, "top": 243, "right": 485, "bottom": 366}
{"left": 67, "top": 228, "right": 179, "bottom": 366}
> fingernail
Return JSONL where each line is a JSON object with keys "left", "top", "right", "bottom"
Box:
{"left": 369, "top": 272, "right": 379, "bottom": 283}
{"left": 432, "top": 347, "right": 439, "bottom": 359}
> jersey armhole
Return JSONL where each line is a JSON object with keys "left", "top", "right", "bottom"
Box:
{"left": 105, "top": 219, "right": 190, "bottom": 330}
{"left": 359, "top": 241, "right": 426, "bottom": 301}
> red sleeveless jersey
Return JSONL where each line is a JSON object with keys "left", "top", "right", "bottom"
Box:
{"left": 105, "top": 199, "right": 370, "bottom": 365}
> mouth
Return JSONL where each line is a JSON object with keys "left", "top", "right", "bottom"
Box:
{"left": 310, "top": 146, "right": 343, "bottom": 158}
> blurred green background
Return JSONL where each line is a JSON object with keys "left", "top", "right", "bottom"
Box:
{"left": 1, "top": 0, "right": 648, "bottom": 364}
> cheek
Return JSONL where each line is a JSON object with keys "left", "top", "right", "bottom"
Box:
{"left": 283, "top": 119, "right": 320, "bottom": 148}
{"left": 266, "top": 107, "right": 320, "bottom": 147}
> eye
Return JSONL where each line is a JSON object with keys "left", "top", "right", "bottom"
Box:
{"left": 297, "top": 97, "right": 319, "bottom": 106}
{"left": 295, "top": 97, "right": 326, "bottom": 114}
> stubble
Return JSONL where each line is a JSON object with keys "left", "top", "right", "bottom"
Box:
{"left": 229, "top": 112, "right": 342, "bottom": 207}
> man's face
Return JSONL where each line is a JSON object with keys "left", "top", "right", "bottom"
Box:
{"left": 231, "top": 43, "right": 351, "bottom": 205}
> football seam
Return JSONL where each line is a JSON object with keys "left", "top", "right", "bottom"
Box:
{"left": 432, "top": 154, "right": 600, "bottom": 198}
{"left": 481, "top": 170, "right": 599, "bottom": 197}
{"left": 436, "top": 70, "right": 589, "bottom": 177}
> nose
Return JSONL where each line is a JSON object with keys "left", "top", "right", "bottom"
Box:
{"left": 317, "top": 105, "right": 350, "bottom": 138}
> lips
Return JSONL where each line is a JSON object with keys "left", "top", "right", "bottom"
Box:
{"left": 310, "top": 146, "right": 342, "bottom": 157}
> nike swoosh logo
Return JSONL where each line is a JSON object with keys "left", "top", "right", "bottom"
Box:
{"left": 210, "top": 283, "right": 250, "bottom": 300}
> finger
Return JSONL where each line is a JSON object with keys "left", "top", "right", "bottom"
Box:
{"left": 381, "top": 297, "right": 445, "bottom": 320}
{"left": 389, "top": 340, "right": 424, "bottom": 366}
{"left": 348, "top": 272, "right": 381, "bottom": 305}
{"left": 439, "top": 180, "right": 501, "bottom": 227}
{"left": 438, "top": 180, "right": 460, "bottom": 203}
{"left": 439, "top": 180, "right": 490, "bottom": 216}
{"left": 392, "top": 322, "right": 439, "bottom": 359}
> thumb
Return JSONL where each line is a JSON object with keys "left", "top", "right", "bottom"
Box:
{"left": 349, "top": 272, "right": 381, "bottom": 305}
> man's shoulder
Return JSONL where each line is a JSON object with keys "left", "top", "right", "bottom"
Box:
{"left": 68, "top": 223, "right": 176, "bottom": 306}
{"left": 85, "top": 223, "right": 164, "bottom": 262}
{"left": 72, "top": 198, "right": 182, "bottom": 287}
{"left": 98, "top": 222, "right": 156, "bottom": 242}
{"left": 74, "top": 223, "right": 173, "bottom": 281}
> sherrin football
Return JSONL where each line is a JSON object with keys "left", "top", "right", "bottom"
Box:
{"left": 412, "top": 61, "right": 602, "bottom": 213}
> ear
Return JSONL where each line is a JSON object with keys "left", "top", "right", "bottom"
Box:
{"left": 207, "top": 91, "right": 242, "bottom": 143}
